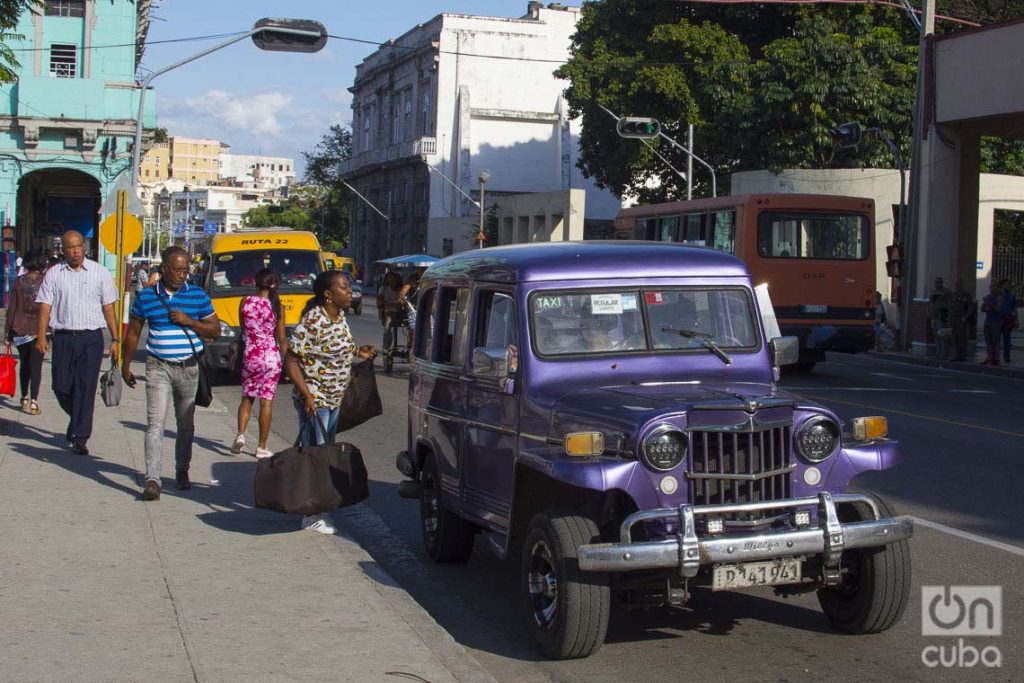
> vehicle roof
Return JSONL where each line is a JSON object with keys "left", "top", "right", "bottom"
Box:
{"left": 616, "top": 193, "right": 874, "bottom": 218}
{"left": 210, "top": 230, "right": 320, "bottom": 253}
{"left": 423, "top": 241, "right": 750, "bottom": 284}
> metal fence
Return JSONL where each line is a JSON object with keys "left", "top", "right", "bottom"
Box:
{"left": 993, "top": 245, "right": 1024, "bottom": 289}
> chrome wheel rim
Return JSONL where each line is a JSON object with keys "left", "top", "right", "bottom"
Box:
{"left": 527, "top": 539, "right": 558, "bottom": 628}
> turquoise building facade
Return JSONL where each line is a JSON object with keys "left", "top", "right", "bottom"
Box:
{"left": 0, "top": 0, "right": 155, "bottom": 258}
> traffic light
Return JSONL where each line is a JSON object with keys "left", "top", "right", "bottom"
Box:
{"left": 885, "top": 244, "right": 903, "bottom": 278}
{"left": 616, "top": 117, "right": 661, "bottom": 139}
{"left": 831, "top": 122, "right": 863, "bottom": 149}
{"left": 251, "top": 18, "right": 328, "bottom": 53}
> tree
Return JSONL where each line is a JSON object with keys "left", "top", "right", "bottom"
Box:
{"left": 556, "top": 3, "right": 1022, "bottom": 201}
{"left": 241, "top": 200, "right": 314, "bottom": 231}
{"left": 301, "top": 124, "right": 353, "bottom": 250}
{"left": 0, "top": 1, "right": 39, "bottom": 82}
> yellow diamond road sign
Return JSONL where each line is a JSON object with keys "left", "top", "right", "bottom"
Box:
{"left": 99, "top": 212, "right": 143, "bottom": 254}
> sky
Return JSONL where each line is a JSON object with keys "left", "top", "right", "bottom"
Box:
{"left": 143, "top": 0, "right": 534, "bottom": 179}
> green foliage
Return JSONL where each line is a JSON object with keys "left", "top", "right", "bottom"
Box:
{"left": 152, "top": 127, "right": 168, "bottom": 144}
{"left": 0, "top": 1, "right": 39, "bottom": 82}
{"left": 241, "top": 200, "right": 314, "bottom": 231}
{"left": 300, "top": 125, "right": 353, "bottom": 247}
{"left": 556, "top": 2, "right": 1006, "bottom": 200}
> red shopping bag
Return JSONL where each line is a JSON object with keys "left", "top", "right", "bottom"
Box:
{"left": 0, "top": 344, "right": 16, "bottom": 397}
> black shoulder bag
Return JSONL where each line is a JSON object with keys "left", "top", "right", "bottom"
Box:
{"left": 155, "top": 292, "right": 213, "bottom": 408}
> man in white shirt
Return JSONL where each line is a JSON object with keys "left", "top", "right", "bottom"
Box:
{"left": 35, "top": 231, "right": 119, "bottom": 455}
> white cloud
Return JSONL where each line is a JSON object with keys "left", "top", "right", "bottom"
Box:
{"left": 177, "top": 90, "right": 293, "bottom": 138}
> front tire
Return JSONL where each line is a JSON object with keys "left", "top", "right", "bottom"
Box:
{"left": 521, "top": 512, "right": 610, "bottom": 659}
{"left": 817, "top": 495, "right": 911, "bottom": 633}
{"left": 419, "top": 454, "right": 474, "bottom": 563}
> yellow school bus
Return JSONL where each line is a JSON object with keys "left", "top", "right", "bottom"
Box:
{"left": 203, "top": 229, "right": 322, "bottom": 370}
{"left": 322, "top": 251, "right": 357, "bottom": 278}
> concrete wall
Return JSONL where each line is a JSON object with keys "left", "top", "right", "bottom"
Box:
{"left": 731, "top": 169, "right": 1024, "bottom": 298}
{"left": 933, "top": 19, "right": 1024, "bottom": 124}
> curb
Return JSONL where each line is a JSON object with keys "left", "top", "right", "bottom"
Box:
{"left": 866, "top": 350, "right": 1024, "bottom": 379}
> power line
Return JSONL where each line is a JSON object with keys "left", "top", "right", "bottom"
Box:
{"left": 7, "top": 30, "right": 248, "bottom": 53}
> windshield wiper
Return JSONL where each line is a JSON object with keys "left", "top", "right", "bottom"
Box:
{"left": 661, "top": 327, "right": 732, "bottom": 365}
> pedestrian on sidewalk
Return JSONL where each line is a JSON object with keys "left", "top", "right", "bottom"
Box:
{"left": 948, "top": 278, "right": 974, "bottom": 362}
{"left": 284, "top": 270, "right": 376, "bottom": 535}
{"left": 981, "top": 281, "right": 1004, "bottom": 365}
{"left": 232, "top": 268, "right": 286, "bottom": 459}
{"left": 34, "top": 231, "right": 119, "bottom": 455}
{"left": 121, "top": 247, "right": 221, "bottom": 501}
{"left": 4, "top": 250, "right": 47, "bottom": 414}
{"left": 997, "top": 278, "right": 1018, "bottom": 364}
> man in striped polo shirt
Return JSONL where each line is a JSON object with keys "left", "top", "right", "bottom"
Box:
{"left": 122, "top": 247, "right": 220, "bottom": 501}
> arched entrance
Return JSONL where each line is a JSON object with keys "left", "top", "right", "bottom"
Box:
{"left": 16, "top": 168, "right": 101, "bottom": 258}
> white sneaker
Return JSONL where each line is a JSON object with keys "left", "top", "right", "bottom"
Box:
{"left": 230, "top": 433, "right": 246, "bottom": 454}
{"left": 255, "top": 447, "right": 273, "bottom": 459}
{"left": 301, "top": 514, "right": 336, "bottom": 535}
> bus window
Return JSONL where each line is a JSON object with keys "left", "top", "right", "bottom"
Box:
{"left": 636, "top": 217, "right": 658, "bottom": 241}
{"left": 659, "top": 215, "right": 679, "bottom": 242}
{"left": 756, "top": 212, "right": 868, "bottom": 260}
{"left": 712, "top": 210, "right": 736, "bottom": 254}
{"left": 680, "top": 212, "right": 706, "bottom": 246}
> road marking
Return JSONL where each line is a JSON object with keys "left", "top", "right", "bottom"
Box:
{"left": 787, "top": 387, "right": 994, "bottom": 395}
{"left": 870, "top": 372, "right": 913, "bottom": 381}
{"left": 912, "top": 516, "right": 1024, "bottom": 558}
{"left": 790, "top": 392, "right": 1024, "bottom": 437}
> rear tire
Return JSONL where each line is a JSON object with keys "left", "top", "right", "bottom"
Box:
{"left": 353, "top": 303, "right": 362, "bottom": 315}
{"left": 521, "top": 511, "right": 610, "bottom": 659}
{"left": 419, "top": 454, "right": 474, "bottom": 563}
{"left": 817, "top": 495, "right": 911, "bottom": 633}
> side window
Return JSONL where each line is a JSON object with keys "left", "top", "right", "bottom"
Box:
{"left": 474, "top": 291, "right": 516, "bottom": 351}
{"left": 436, "top": 287, "right": 470, "bottom": 365}
{"left": 414, "top": 287, "right": 436, "bottom": 360}
{"left": 712, "top": 210, "right": 736, "bottom": 254}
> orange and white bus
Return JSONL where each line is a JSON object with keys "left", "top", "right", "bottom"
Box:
{"left": 614, "top": 194, "right": 876, "bottom": 370}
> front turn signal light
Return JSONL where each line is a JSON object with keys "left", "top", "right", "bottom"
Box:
{"left": 852, "top": 416, "right": 888, "bottom": 441}
{"left": 564, "top": 432, "right": 604, "bottom": 457}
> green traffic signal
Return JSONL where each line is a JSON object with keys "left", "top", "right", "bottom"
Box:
{"left": 616, "top": 117, "right": 661, "bottom": 139}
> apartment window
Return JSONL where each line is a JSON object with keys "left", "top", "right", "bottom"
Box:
{"left": 392, "top": 101, "right": 401, "bottom": 143}
{"left": 362, "top": 107, "right": 371, "bottom": 151}
{"left": 49, "top": 44, "right": 77, "bottom": 78}
{"left": 404, "top": 91, "right": 412, "bottom": 138}
{"left": 45, "top": 1, "right": 84, "bottom": 17}
{"left": 420, "top": 90, "right": 431, "bottom": 136}
{"left": 442, "top": 238, "right": 453, "bottom": 257}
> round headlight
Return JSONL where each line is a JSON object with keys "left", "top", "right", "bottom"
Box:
{"left": 219, "top": 320, "right": 236, "bottom": 337}
{"left": 797, "top": 417, "right": 840, "bottom": 462}
{"left": 642, "top": 427, "right": 688, "bottom": 471}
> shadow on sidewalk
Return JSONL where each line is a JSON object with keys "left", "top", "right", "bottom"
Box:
{"left": 119, "top": 420, "right": 236, "bottom": 457}
{"left": 192, "top": 460, "right": 301, "bottom": 536}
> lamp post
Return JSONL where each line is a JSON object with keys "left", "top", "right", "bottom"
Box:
{"left": 476, "top": 170, "right": 490, "bottom": 249}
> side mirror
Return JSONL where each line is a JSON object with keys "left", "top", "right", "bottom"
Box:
{"left": 769, "top": 336, "right": 800, "bottom": 366}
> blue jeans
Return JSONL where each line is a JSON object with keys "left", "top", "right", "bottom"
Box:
{"left": 293, "top": 399, "right": 340, "bottom": 446}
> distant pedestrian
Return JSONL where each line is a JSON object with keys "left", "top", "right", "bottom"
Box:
{"left": 929, "top": 276, "right": 950, "bottom": 339}
{"left": 121, "top": 246, "right": 221, "bottom": 500}
{"left": 284, "top": 270, "right": 376, "bottom": 534}
{"left": 980, "top": 281, "right": 1003, "bottom": 365}
{"left": 948, "top": 278, "right": 974, "bottom": 362}
{"left": 34, "top": 231, "right": 119, "bottom": 455}
{"left": 134, "top": 263, "right": 149, "bottom": 294}
{"left": 232, "top": 268, "right": 286, "bottom": 459}
{"left": 4, "top": 250, "right": 47, "bottom": 414}
{"left": 874, "top": 291, "right": 895, "bottom": 352}
{"left": 997, "top": 278, "right": 1018, "bottom": 363}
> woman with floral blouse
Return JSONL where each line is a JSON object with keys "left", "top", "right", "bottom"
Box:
{"left": 284, "top": 270, "right": 376, "bottom": 534}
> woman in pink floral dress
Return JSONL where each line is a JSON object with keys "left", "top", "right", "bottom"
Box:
{"left": 231, "top": 268, "right": 287, "bottom": 458}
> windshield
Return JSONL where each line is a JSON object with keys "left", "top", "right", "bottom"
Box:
{"left": 531, "top": 288, "right": 758, "bottom": 357}
{"left": 208, "top": 250, "right": 321, "bottom": 295}
{"left": 756, "top": 211, "right": 869, "bottom": 260}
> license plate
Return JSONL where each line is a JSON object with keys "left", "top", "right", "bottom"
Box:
{"left": 712, "top": 558, "right": 802, "bottom": 591}
{"left": 801, "top": 304, "right": 828, "bottom": 314}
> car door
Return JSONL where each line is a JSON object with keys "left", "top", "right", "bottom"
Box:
{"left": 461, "top": 288, "right": 519, "bottom": 533}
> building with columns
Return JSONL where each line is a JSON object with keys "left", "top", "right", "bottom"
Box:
{"left": 340, "top": 2, "right": 623, "bottom": 268}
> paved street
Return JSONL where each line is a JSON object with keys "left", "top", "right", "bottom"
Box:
{"left": 207, "top": 302, "right": 1023, "bottom": 682}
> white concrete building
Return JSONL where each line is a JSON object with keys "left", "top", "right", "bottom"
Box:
{"left": 341, "top": 2, "right": 623, "bottom": 268}
{"left": 219, "top": 152, "right": 296, "bottom": 191}
{"left": 166, "top": 186, "right": 269, "bottom": 249}
{"left": 731, "top": 169, "right": 1024, "bottom": 300}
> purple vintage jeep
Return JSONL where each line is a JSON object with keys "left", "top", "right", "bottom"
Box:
{"left": 395, "top": 242, "right": 912, "bottom": 659}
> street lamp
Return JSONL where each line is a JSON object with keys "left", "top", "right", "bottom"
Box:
{"left": 131, "top": 18, "right": 327, "bottom": 189}
{"left": 476, "top": 170, "right": 490, "bottom": 249}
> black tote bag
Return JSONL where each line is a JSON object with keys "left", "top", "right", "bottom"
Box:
{"left": 253, "top": 415, "right": 370, "bottom": 516}
{"left": 155, "top": 294, "right": 213, "bottom": 408}
{"left": 338, "top": 358, "right": 383, "bottom": 432}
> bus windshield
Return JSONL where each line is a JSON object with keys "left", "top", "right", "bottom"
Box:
{"left": 531, "top": 288, "right": 758, "bottom": 357}
{"left": 756, "top": 212, "right": 868, "bottom": 260}
{"left": 208, "top": 250, "right": 321, "bottom": 295}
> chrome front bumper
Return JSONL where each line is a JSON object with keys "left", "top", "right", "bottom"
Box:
{"left": 578, "top": 492, "right": 913, "bottom": 578}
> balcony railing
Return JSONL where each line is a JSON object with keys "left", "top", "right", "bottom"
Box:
{"left": 339, "top": 137, "right": 436, "bottom": 176}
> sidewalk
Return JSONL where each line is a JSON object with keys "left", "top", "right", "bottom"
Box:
{"left": 869, "top": 337, "right": 1024, "bottom": 379}
{"left": 0, "top": 349, "right": 496, "bottom": 682}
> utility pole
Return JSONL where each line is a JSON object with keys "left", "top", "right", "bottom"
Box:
{"left": 687, "top": 124, "right": 694, "bottom": 201}
{"left": 901, "top": 0, "right": 936, "bottom": 350}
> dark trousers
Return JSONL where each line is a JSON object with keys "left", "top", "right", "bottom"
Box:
{"left": 1001, "top": 326, "right": 1013, "bottom": 361}
{"left": 51, "top": 330, "right": 104, "bottom": 443}
{"left": 16, "top": 341, "right": 43, "bottom": 400}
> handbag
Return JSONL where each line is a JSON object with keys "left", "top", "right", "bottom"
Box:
{"left": 338, "top": 358, "right": 383, "bottom": 432}
{"left": 154, "top": 293, "right": 213, "bottom": 408}
{"left": 0, "top": 343, "right": 16, "bottom": 397}
{"left": 99, "top": 358, "right": 122, "bottom": 407}
{"left": 253, "top": 414, "right": 370, "bottom": 515}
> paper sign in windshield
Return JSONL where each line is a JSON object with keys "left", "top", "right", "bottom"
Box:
{"left": 590, "top": 293, "right": 623, "bottom": 314}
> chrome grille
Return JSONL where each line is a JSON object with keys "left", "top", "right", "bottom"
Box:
{"left": 687, "top": 426, "right": 794, "bottom": 521}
